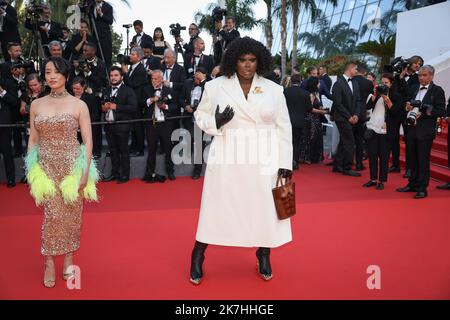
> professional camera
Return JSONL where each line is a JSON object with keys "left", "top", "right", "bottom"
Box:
{"left": 383, "top": 56, "right": 410, "bottom": 75}
{"left": 169, "top": 23, "right": 186, "bottom": 38}
{"left": 376, "top": 84, "right": 389, "bottom": 96}
{"left": 26, "top": 0, "right": 46, "bottom": 18}
{"left": 212, "top": 6, "right": 227, "bottom": 23}
{"left": 101, "top": 95, "right": 116, "bottom": 105}
{"left": 406, "top": 99, "right": 434, "bottom": 126}
{"left": 75, "top": 58, "right": 93, "bottom": 73}
{"left": 0, "top": 1, "right": 9, "bottom": 7}
{"left": 116, "top": 54, "right": 131, "bottom": 65}
{"left": 78, "top": 0, "right": 95, "bottom": 10}
{"left": 11, "top": 57, "right": 34, "bottom": 70}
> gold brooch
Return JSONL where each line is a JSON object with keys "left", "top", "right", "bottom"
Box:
{"left": 253, "top": 87, "right": 263, "bottom": 94}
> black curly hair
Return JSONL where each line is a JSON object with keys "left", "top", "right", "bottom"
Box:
{"left": 220, "top": 37, "right": 272, "bottom": 78}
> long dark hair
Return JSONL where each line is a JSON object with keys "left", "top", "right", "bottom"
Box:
{"left": 153, "top": 27, "right": 164, "bottom": 41}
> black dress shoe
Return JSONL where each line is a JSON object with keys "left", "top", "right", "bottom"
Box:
{"left": 293, "top": 163, "right": 299, "bottom": 171}
{"left": 130, "top": 151, "right": 144, "bottom": 157}
{"left": 343, "top": 170, "right": 361, "bottom": 177}
{"left": 192, "top": 172, "right": 201, "bottom": 180}
{"left": 389, "top": 166, "right": 401, "bottom": 173}
{"left": 396, "top": 185, "right": 416, "bottom": 192}
{"left": 376, "top": 182, "right": 385, "bottom": 190}
{"left": 117, "top": 177, "right": 129, "bottom": 184}
{"left": 190, "top": 241, "right": 208, "bottom": 285}
{"left": 414, "top": 191, "right": 427, "bottom": 199}
{"left": 256, "top": 247, "right": 273, "bottom": 281}
{"left": 141, "top": 174, "right": 152, "bottom": 182}
{"left": 332, "top": 166, "right": 343, "bottom": 173}
{"left": 355, "top": 164, "right": 366, "bottom": 171}
{"left": 20, "top": 176, "right": 27, "bottom": 184}
{"left": 102, "top": 175, "right": 117, "bottom": 182}
{"left": 363, "top": 180, "right": 377, "bottom": 188}
{"left": 437, "top": 183, "right": 450, "bottom": 190}
{"left": 7, "top": 180, "right": 16, "bottom": 188}
{"left": 403, "top": 169, "right": 411, "bottom": 179}
{"left": 168, "top": 172, "right": 176, "bottom": 181}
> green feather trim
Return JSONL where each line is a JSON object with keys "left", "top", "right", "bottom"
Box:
{"left": 25, "top": 146, "right": 56, "bottom": 206}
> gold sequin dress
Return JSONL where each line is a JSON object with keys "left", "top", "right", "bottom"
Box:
{"left": 34, "top": 113, "right": 83, "bottom": 256}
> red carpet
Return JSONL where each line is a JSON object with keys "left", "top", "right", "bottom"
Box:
{"left": 1, "top": 164, "right": 450, "bottom": 300}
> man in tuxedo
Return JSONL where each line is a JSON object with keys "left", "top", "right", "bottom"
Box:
{"left": 60, "top": 26, "right": 71, "bottom": 60}
{"left": 436, "top": 97, "right": 450, "bottom": 190}
{"left": 82, "top": 0, "right": 113, "bottom": 68}
{"left": 179, "top": 67, "right": 208, "bottom": 179}
{"left": 184, "top": 37, "right": 214, "bottom": 79}
{"left": 397, "top": 65, "right": 446, "bottom": 199}
{"left": 331, "top": 62, "right": 363, "bottom": 177}
{"left": 213, "top": 16, "right": 240, "bottom": 65}
{"left": 66, "top": 19, "right": 96, "bottom": 62}
{"left": 0, "top": 43, "right": 35, "bottom": 79}
{"left": 178, "top": 23, "right": 200, "bottom": 58}
{"left": 160, "top": 49, "right": 186, "bottom": 125}
{"left": 48, "top": 40, "right": 63, "bottom": 58}
{"left": 0, "top": 1, "right": 21, "bottom": 61}
{"left": 284, "top": 74, "right": 313, "bottom": 171}
{"left": 25, "top": 5, "right": 63, "bottom": 57}
{"left": 9, "top": 61, "right": 26, "bottom": 157}
{"left": 142, "top": 70, "right": 178, "bottom": 182}
{"left": 70, "top": 42, "right": 108, "bottom": 95}
{"left": 131, "top": 20, "right": 153, "bottom": 49}
{"left": 122, "top": 46, "right": 148, "bottom": 157}
{"left": 319, "top": 65, "right": 332, "bottom": 92}
{"left": 102, "top": 66, "right": 137, "bottom": 184}
{"left": 0, "top": 76, "right": 17, "bottom": 187}
{"left": 301, "top": 66, "right": 332, "bottom": 100}
{"left": 141, "top": 43, "right": 162, "bottom": 74}
{"left": 352, "top": 64, "right": 374, "bottom": 171}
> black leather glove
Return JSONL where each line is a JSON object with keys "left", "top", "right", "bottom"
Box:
{"left": 215, "top": 105, "right": 235, "bottom": 129}
{"left": 278, "top": 168, "right": 292, "bottom": 179}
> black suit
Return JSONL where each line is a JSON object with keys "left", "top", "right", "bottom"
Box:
{"left": 184, "top": 53, "right": 214, "bottom": 78}
{"left": 142, "top": 55, "right": 162, "bottom": 72}
{"left": 331, "top": 76, "right": 362, "bottom": 171}
{"left": 214, "top": 28, "right": 240, "bottom": 65}
{"left": 405, "top": 82, "right": 446, "bottom": 192}
{"left": 65, "top": 33, "right": 96, "bottom": 61}
{"left": 0, "top": 4, "right": 21, "bottom": 60}
{"left": 132, "top": 32, "right": 153, "bottom": 48}
{"left": 84, "top": 1, "right": 113, "bottom": 67}
{"left": 141, "top": 85, "right": 178, "bottom": 177}
{"left": 284, "top": 85, "right": 313, "bottom": 165}
{"left": 352, "top": 75, "right": 374, "bottom": 166}
{"left": 160, "top": 63, "right": 186, "bottom": 128}
{"left": 0, "top": 59, "right": 37, "bottom": 80}
{"left": 0, "top": 77, "right": 18, "bottom": 181}
{"left": 124, "top": 62, "right": 149, "bottom": 154}
{"left": 179, "top": 78, "right": 207, "bottom": 175}
{"left": 25, "top": 18, "right": 63, "bottom": 57}
{"left": 102, "top": 84, "right": 137, "bottom": 179}
{"left": 446, "top": 98, "right": 450, "bottom": 169}
{"left": 81, "top": 92, "right": 102, "bottom": 156}
{"left": 69, "top": 57, "right": 108, "bottom": 94}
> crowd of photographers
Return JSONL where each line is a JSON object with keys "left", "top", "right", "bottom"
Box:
{"left": 0, "top": 1, "right": 241, "bottom": 187}
{"left": 0, "top": 1, "right": 449, "bottom": 198}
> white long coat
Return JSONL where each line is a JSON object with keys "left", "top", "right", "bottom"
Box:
{"left": 194, "top": 74, "right": 293, "bottom": 248}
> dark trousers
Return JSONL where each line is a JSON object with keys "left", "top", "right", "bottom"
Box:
{"left": 130, "top": 110, "right": 145, "bottom": 153}
{"left": 105, "top": 124, "right": 131, "bottom": 178}
{"left": 406, "top": 128, "right": 433, "bottom": 192}
{"left": 0, "top": 128, "right": 15, "bottom": 181}
{"left": 145, "top": 121, "right": 174, "bottom": 175}
{"left": 292, "top": 126, "right": 303, "bottom": 165}
{"left": 353, "top": 121, "right": 365, "bottom": 166}
{"left": 387, "top": 118, "right": 402, "bottom": 168}
{"left": 335, "top": 121, "right": 355, "bottom": 171}
{"left": 92, "top": 124, "right": 102, "bottom": 156}
{"left": 183, "top": 117, "right": 204, "bottom": 175}
{"left": 367, "top": 132, "right": 389, "bottom": 182}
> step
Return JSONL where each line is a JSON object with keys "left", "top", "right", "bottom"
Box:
{"left": 400, "top": 145, "right": 448, "bottom": 167}
{"left": 400, "top": 137, "right": 448, "bottom": 153}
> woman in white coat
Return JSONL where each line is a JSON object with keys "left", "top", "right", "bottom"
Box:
{"left": 189, "top": 37, "right": 294, "bottom": 285}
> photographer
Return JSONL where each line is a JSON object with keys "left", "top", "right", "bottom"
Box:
{"left": 25, "top": 4, "right": 63, "bottom": 58}
{"left": 177, "top": 23, "right": 200, "bottom": 58}
{"left": 80, "top": 0, "right": 114, "bottom": 68}
{"left": 71, "top": 76, "right": 102, "bottom": 159}
{"left": 141, "top": 43, "right": 162, "bottom": 75}
{"left": 0, "top": 0, "right": 21, "bottom": 61}
{"left": 184, "top": 37, "right": 214, "bottom": 79}
{"left": 102, "top": 66, "right": 137, "bottom": 184}
{"left": 363, "top": 73, "right": 403, "bottom": 190}
{"left": 122, "top": 46, "right": 149, "bottom": 157}
{"left": 10, "top": 61, "right": 27, "bottom": 157}
{"left": 214, "top": 16, "right": 240, "bottom": 65}
{"left": 395, "top": 55, "right": 423, "bottom": 98}
{"left": 397, "top": 65, "right": 446, "bottom": 199}
{"left": 0, "top": 75, "right": 17, "bottom": 188}
{"left": 179, "top": 67, "right": 208, "bottom": 180}
{"left": 60, "top": 26, "right": 71, "bottom": 59}
{"left": 70, "top": 42, "right": 107, "bottom": 96}
{"left": 131, "top": 20, "right": 153, "bottom": 49}
{"left": 66, "top": 19, "right": 95, "bottom": 62}
{"left": 48, "top": 40, "right": 63, "bottom": 58}
{"left": 0, "top": 43, "right": 35, "bottom": 79}
{"left": 141, "top": 70, "right": 177, "bottom": 182}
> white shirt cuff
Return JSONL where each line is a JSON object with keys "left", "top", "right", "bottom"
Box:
{"left": 0, "top": 90, "right": 6, "bottom": 98}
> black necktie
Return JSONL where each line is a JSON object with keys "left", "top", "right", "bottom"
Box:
{"left": 420, "top": 86, "right": 427, "bottom": 90}
{"left": 348, "top": 78, "right": 352, "bottom": 82}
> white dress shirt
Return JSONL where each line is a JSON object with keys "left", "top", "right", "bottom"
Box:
{"left": 415, "top": 84, "right": 430, "bottom": 102}
{"left": 343, "top": 74, "right": 353, "bottom": 93}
